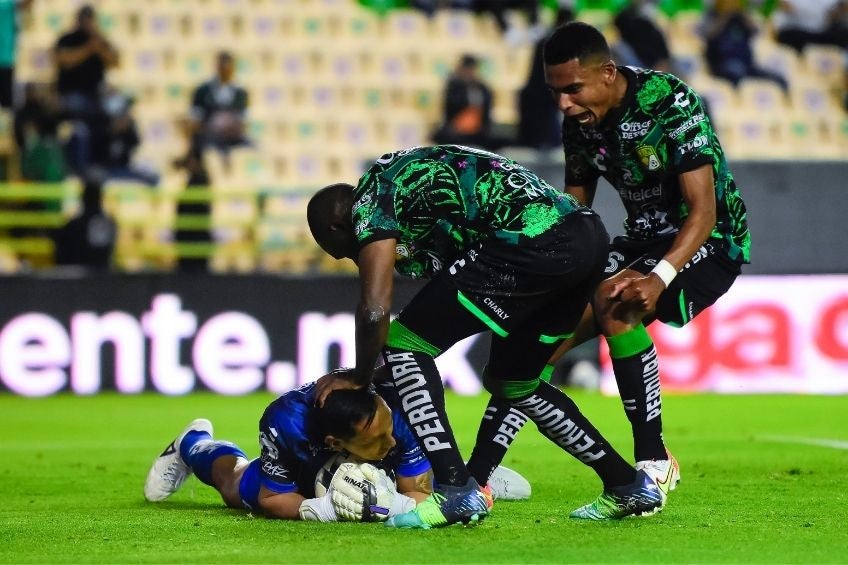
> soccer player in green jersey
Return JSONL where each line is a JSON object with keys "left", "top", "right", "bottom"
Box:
{"left": 466, "top": 21, "right": 752, "bottom": 510}
{"left": 308, "top": 145, "right": 665, "bottom": 528}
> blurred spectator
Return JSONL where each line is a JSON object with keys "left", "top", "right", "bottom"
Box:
{"left": 0, "top": 0, "right": 33, "bottom": 109}
{"left": 516, "top": 7, "right": 574, "bottom": 150}
{"left": 52, "top": 170, "right": 116, "bottom": 270}
{"left": 475, "top": 1, "right": 545, "bottom": 45}
{"left": 772, "top": 0, "right": 848, "bottom": 53}
{"left": 14, "top": 82, "right": 66, "bottom": 182}
{"left": 612, "top": 0, "right": 676, "bottom": 73}
{"left": 410, "top": 1, "right": 544, "bottom": 45}
{"left": 97, "top": 86, "right": 159, "bottom": 186}
{"left": 188, "top": 51, "right": 249, "bottom": 153}
{"left": 432, "top": 54, "right": 505, "bottom": 151}
{"left": 52, "top": 4, "right": 119, "bottom": 174}
{"left": 702, "top": 0, "right": 789, "bottom": 90}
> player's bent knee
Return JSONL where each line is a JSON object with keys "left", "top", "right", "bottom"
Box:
{"left": 215, "top": 456, "right": 250, "bottom": 509}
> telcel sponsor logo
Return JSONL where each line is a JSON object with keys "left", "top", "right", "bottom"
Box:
{"left": 0, "top": 294, "right": 482, "bottom": 397}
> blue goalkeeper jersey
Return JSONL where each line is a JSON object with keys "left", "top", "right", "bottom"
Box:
{"left": 238, "top": 381, "right": 430, "bottom": 509}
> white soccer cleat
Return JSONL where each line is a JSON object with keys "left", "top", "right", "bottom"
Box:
{"left": 636, "top": 450, "right": 680, "bottom": 499}
{"left": 488, "top": 464, "right": 532, "bottom": 501}
{"left": 144, "top": 418, "right": 213, "bottom": 502}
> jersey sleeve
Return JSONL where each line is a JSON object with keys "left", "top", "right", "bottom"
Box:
{"left": 656, "top": 82, "right": 715, "bottom": 174}
{"left": 351, "top": 170, "right": 401, "bottom": 248}
{"left": 392, "top": 414, "right": 432, "bottom": 478}
{"left": 562, "top": 122, "right": 601, "bottom": 187}
{"left": 257, "top": 415, "right": 299, "bottom": 495}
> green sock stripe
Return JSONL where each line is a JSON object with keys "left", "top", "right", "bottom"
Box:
{"left": 456, "top": 291, "right": 508, "bottom": 338}
{"left": 539, "top": 364, "right": 555, "bottom": 383}
{"left": 385, "top": 320, "right": 442, "bottom": 357}
{"left": 539, "top": 332, "right": 574, "bottom": 344}
{"left": 606, "top": 324, "right": 653, "bottom": 359}
{"left": 484, "top": 376, "right": 541, "bottom": 400}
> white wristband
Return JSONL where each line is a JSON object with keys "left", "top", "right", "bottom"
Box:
{"left": 298, "top": 493, "right": 339, "bottom": 522}
{"left": 650, "top": 259, "right": 678, "bottom": 288}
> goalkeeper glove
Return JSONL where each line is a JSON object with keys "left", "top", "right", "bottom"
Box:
{"left": 330, "top": 462, "right": 415, "bottom": 522}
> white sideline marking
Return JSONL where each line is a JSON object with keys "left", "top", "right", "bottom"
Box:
{"left": 760, "top": 435, "right": 848, "bottom": 450}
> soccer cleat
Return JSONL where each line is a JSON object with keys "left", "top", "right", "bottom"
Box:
{"left": 569, "top": 469, "right": 665, "bottom": 520}
{"left": 488, "top": 464, "right": 532, "bottom": 501}
{"left": 636, "top": 450, "right": 680, "bottom": 498}
{"left": 385, "top": 479, "right": 490, "bottom": 529}
{"left": 144, "top": 418, "right": 213, "bottom": 502}
{"left": 480, "top": 483, "right": 494, "bottom": 510}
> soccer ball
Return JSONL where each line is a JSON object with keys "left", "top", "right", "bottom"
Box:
{"left": 314, "top": 452, "right": 361, "bottom": 498}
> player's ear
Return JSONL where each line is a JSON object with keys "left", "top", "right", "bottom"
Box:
{"left": 324, "top": 435, "right": 343, "bottom": 451}
{"left": 595, "top": 59, "right": 614, "bottom": 84}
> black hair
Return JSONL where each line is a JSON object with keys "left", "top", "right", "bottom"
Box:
{"left": 543, "top": 21, "right": 612, "bottom": 66}
{"left": 312, "top": 386, "right": 379, "bottom": 441}
{"left": 459, "top": 54, "right": 478, "bottom": 69}
{"left": 77, "top": 4, "right": 95, "bottom": 22}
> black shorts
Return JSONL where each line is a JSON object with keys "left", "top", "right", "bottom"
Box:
{"left": 606, "top": 236, "right": 742, "bottom": 327}
{"left": 394, "top": 211, "right": 609, "bottom": 379}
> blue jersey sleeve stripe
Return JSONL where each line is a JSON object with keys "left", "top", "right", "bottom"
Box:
{"left": 259, "top": 476, "right": 298, "bottom": 494}
{"left": 396, "top": 458, "right": 431, "bottom": 479}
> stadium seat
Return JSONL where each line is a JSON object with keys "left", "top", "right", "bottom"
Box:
{"left": 752, "top": 39, "right": 800, "bottom": 84}
{"left": 790, "top": 84, "right": 842, "bottom": 118}
{"left": 737, "top": 78, "right": 789, "bottom": 115}
{"left": 801, "top": 45, "right": 845, "bottom": 89}
{"left": 15, "top": 41, "right": 54, "bottom": 84}
{"left": 382, "top": 9, "right": 431, "bottom": 41}
{"left": 431, "top": 10, "right": 479, "bottom": 50}
{"left": 783, "top": 115, "right": 842, "bottom": 160}
{"left": 689, "top": 76, "right": 738, "bottom": 116}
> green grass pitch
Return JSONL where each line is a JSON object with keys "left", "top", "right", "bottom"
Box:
{"left": 2, "top": 390, "right": 847, "bottom": 564}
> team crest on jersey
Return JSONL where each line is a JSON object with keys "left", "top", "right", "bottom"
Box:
{"left": 636, "top": 145, "right": 661, "bottom": 171}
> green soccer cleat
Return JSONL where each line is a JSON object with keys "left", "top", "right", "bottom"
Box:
{"left": 570, "top": 470, "right": 666, "bottom": 520}
{"left": 385, "top": 480, "right": 490, "bottom": 529}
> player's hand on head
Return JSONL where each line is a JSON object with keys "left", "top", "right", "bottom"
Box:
{"left": 314, "top": 368, "right": 364, "bottom": 407}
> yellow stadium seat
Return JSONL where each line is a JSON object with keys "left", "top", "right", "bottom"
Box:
{"left": 737, "top": 78, "right": 790, "bottom": 115}
{"left": 185, "top": 12, "right": 237, "bottom": 49}
{"left": 752, "top": 39, "right": 800, "bottom": 84}
{"left": 382, "top": 9, "right": 431, "bottom": 41}
{"left": 790, "top": 84, "right": 842, "bottom": 117}
{"left": 15, "top": 40, "right": 54, "bottom": 84}
{"left": 801, "top": 45, "right": 846, "bottom": 88}
{"left": 688, "top": 77, "right": 738, "bottom": 117}
{"left": 431, "top": 10, "right": 479, "bottom": 49}
{"left": 784, "top": 115, "right": 843, "bottom": 159}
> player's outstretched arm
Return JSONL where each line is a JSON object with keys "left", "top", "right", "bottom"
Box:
{"left": 353, "top": 239, "right": 396, "bottom": 383}
{"left": 257, "top": 485, "right": 339, "bottom": 522}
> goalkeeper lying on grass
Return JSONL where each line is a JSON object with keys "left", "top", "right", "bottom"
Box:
{"left": 143, "top": 380, "right": 530, "bottom": 522}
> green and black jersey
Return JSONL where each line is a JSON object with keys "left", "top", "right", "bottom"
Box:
{"left": 351, "top": 145, "right": 585, "bottom": 279}
{"left": 562, "top": 67, "right": 750, "bottom": 264}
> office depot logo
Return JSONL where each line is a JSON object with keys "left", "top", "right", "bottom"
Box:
{"left": 0, "top": 294, "right": 482, "bottom": 397}
{"left": 600, "top": 276, "right": 848, "bottom": 394}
